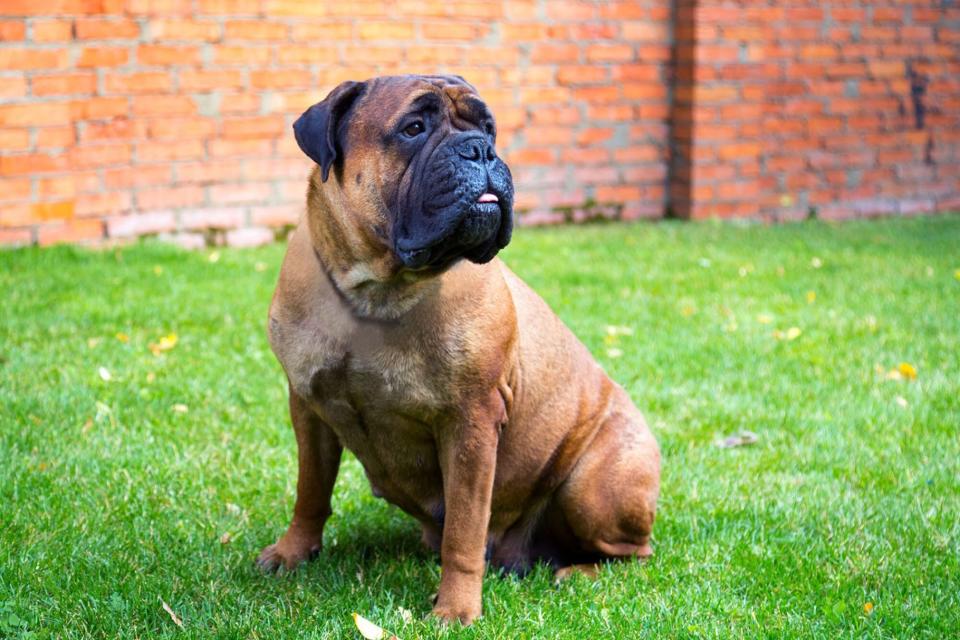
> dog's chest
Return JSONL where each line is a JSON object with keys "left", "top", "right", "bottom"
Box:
{"left": 270, "top": 308, "right": 452, "bottom": 511}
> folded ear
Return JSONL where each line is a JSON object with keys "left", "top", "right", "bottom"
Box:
{"left": 293, "top": 80, "right": 366, "bottom": 182}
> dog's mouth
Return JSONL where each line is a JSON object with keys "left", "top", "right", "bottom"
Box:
{"left": 396, "top": 193, "right": 508, "bottom": 270}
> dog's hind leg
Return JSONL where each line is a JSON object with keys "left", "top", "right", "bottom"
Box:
{"left": 550, "top": 399, "right": 660, "bottom": 562}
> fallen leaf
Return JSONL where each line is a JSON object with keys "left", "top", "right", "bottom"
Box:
{"left": 255, "top": 261, "right": 268, "bottom": 272}
{"left": 716, "top": 431, "right": 759, "bottom": 448}
{"left": 81, "top": 418, "right": 93, "bottom": 434}
{"left": 756, "top": 313, "right": 773, "bottom": 324}
{"left": 87, "top": 337, "right": 101, "bottom": 348}
{"left": 352, "top": 613, "right": 397, "bottom": 640}
{"left": 954, "top": 268, "right": 960, "bottom": 281}
{"left": 773, "top": 327, "right": 801, "bottom": 341}
{"left": 895, "top": 396, "right": 908, "bottom": 408}
{"left": 555, "top": 564, "right": 600, "bottom": 582}
{"left": 219, "top": 532, "right": 232, "bottom": 544}
{"left": 605, "top": 325, "right": 634, "bottom": 336}
{"left": 806, "top": 290, "right": 816, "bottom": 304}
{"left": 698, "top": 258, "right": 711, "bottom": 268}
{"left": 208, "top": 251, "right": 221, "bottom": 263}
{"left": 226, "top": 503, "right": 241, "bottom": 516}
{"left": 863, "top": 602, "right": 874, "bottom": 615}
{"left": 681, "top": 304, "right": 697, "bottom": 317}
{"left": 153, "top": 265, "right": 163, "bottom": 275}
{"left": 115, "top": 332, "right": 130, "bottom": 343}
{"left": 146, "top": 372, "right": 156, "bottom": 383}
{"left": 398, "top": 607, "right": 413, "bottom": 625}
{"left": 149, "top": 333, "right": 178, "bottom": 356}
{"left": 811, "top": 257, "right": 823, "bottom": 268}
{"left": 606, "top": 348, "right": 623, "bottom": 358}
{"left": 160, "top": 598, "right": 184, "bottom": 629}
{"left": 172, "top": 404, "right": 189, "bottom": 414}
{"left": 98, "top": 366, "right": 112, "bottom": 381}
{"left": 897, "top": 362, "right": 917, "bottom": 380}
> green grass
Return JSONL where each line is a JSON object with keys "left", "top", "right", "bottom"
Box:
{"left": 1, "top": 215, "right": 959, "bottom": 639}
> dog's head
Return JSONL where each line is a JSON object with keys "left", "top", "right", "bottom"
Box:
{"left": 294, "top": 75, "right": 514, "bottom": 272}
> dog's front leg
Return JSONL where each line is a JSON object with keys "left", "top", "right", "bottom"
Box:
{"left": 432, "top": 397, "right": 502, "bottom": 625}
{"left": 257, "top": 384, "right": 343, "bottom": 572}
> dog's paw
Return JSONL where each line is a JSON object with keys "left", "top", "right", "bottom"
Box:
{"left": 255, "top": 536, "right": 321, "bottom": 573}
{"left": 432, "top": 599, "right": 481, "bottom": 626}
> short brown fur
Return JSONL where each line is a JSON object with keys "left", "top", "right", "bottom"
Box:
{"left": 258, "top": 76, "right": 660, "bottom": 625}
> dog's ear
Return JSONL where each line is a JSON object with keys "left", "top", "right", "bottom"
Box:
{"left": 293, "top": 80, "right": 366, "bottom": 182}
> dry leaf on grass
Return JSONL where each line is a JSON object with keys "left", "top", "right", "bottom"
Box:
{"left": 554, "top": 563, "right": 600, "bottom": 582}
{"left": 160, "top": 598, "right": 183, "bottom": 629}
{"left": 149, "top": 333, "right": 178, "bottom": 356}
{"left": 352, "top": 613, "right": 398, "bottom": 640}
{"left": 98, "top": 367, "right": 112, "bottom": 381}
{"left": 715, "top": 431, "right": 759, "bottom": 448}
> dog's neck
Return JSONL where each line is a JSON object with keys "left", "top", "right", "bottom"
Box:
{"left": 306, "top": 178, "right": 439, "bottom": 321}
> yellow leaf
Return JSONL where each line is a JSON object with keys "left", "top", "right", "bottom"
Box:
{"left": 811, "top": 257, "right": 822, "bottom": 268}
{"left": 756, "top": 313, "right": 773, "bottom": 324}
{"left": 863, "top": 602, "right": 874, "bottom": 615}
{"left": 954, "top": 268, "right": 960, "bottom": 281}
{"left": 897, "top": 362, "right": 917, "bottom": 380}
{"left": 208, "top": 251, "right": 221, "bottom": 263}
{"left": 785, "top": 327, "right": 801, "bottom": 340}
{"left": 681, "top": 305, "right": 697, "bottom": 317}
{"left": 115, "top": 332, "right": 130, "bottom": 343}
{"left": 153, "top": 265, "right": 163, "bottom": 276}
{"left": 160, "top": 598, "right": 184, "bottom": 629}
{"left": 172, "top": 404, "right": 189, "bottom": 413}
{"left": 150, "top": 333, "right": 178, "bottom": 355}
{"left": 146, "top": 372, "right": 156, "bottom": 383}
{"left": 255, "top": 261, "right": 268, "bottom": 272}
{"left": 606, "top": 348, "right": 623, "bottom": 358}
{"left": 98, "top": 366, "right": 112, "bottom": 381}
{"left": 806, "top": 290, "right": 816, "bottom": 304}
{"left": 353, "top": 613, "right": 387, "bottom": 640}
{"left": 219, "top": 532, "right": 232, "bottom": 544}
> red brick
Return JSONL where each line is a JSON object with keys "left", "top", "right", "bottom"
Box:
{"left": 137, "top": 44, "right": 201, "bottom": 65}
{"left": 32, "top": 72, "right": 97, "bottom": 96}
{"left": 132, "top": 95, "right": 195, "bottom": 116}
{"left": 36, "top": 126, "right": 75, "bottom": 148}
{"left": 106, "top": 210, "right": 176, "bottom": 237}
{"left": 0, "top": 20, "right": 26, "bottom": 41}
{"left": 148, "top": 19, "right": 221, "bottom": 41}
{"left": 136, "top": 185, "right": 205, "bottom": 210}
{"left": 0, "top": 128, "right": 31, "bottom": 151}
{"left": 33, "top": 200, "right": 78, "bottom": 222}
{"left": 0, "top": 177, "right": 32, "bottom": 201}
{"left": 224, "top": 20, "right": 287, "bottom": 40}
{"left": 0, "top": 228, "right": 32, "bottom": 245}
{"left": 180, "top": 207, "right": 244, "bottom": 229}
{"left": 214, "top": 45, "right": 271, "bottom": 64}
{"left": 75, "top": 18, "right": 140, "bottom": 39}
{"left": 179, "top": 70, "right": 245, "bottom": 91}
{"left": 104, "top": 71, "right": 172, "bottom": 94}
{"left": 38, "top": 218, "right": 103, "bottom": 246}
{"left": 77, "top": 46, "right": 129, "bottom": 67}
{"left": 208, "top": 182, "right": 272, "bottom": 204}
{"left": 357, "top": 21, "right": 415, "bottom": 40}
{"left": 75, "top": 191, "right": 131, "bottom": 216}
{"left": 103, "top": 165, "right": 172, "bottom": 188}
{"left": 136, "top": 140, "right": 205, "bottom": 161}
{"left": 0, "top": 75, "right": 27, "bottom": 99}
{"left": 0, "top": 102, "right": 72, "bottom": 126}
{"left": 0, "top": 47, "right": 69, "bottom": 69}
{"left": 220, "top": 116, "right": 285, "bottom": 139}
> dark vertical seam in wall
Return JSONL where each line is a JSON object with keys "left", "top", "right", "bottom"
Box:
{"left": 665, "top": 0, "right": 695, "bottom": 218}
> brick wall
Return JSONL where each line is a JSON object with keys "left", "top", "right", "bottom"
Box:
{"left": 671, "top": 1, "right": 960, "bottom": 220}
{"left": 0, "top": 1, "right": 957, "bottom": 247}
{"left": 0, "top": 1, "right": 672, "bottom": 247}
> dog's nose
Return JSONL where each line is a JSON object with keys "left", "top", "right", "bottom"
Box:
{"left": 456, "top": 136, "right": 495, "bottom": 163}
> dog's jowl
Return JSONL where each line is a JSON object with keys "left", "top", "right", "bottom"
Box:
{"left": 258, "top": 75, "right": 660, "bottom": 625}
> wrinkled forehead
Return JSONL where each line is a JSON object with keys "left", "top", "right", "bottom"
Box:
{"left": 361, "top": 75, "right": 493, "bottom": 130}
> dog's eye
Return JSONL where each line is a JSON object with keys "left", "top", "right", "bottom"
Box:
{"left": 484, "top": 120, "right": 495, "bottom": 136}
{"left": 402, "top": 121, "right": 425, "bottom": 138}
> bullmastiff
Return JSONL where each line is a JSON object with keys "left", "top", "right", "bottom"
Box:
{"left": 257, "top": 75, "right": 660, "bottom": 625}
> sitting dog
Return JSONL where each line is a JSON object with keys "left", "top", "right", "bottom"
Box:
{"left": 257, "top": 75, "right": 660, "bottom": 625}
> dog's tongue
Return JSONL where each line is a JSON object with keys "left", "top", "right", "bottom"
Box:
{"left": 477, "top": 193, "right": 499, "bottom": 204}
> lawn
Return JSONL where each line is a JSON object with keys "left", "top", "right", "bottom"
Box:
{"left": 1, "top": 215, "right": 958, "bottom": 639}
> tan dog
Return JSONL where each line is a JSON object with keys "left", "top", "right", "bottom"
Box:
{"left": 257, "top": 75, "right": 660, "bottom": 625}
